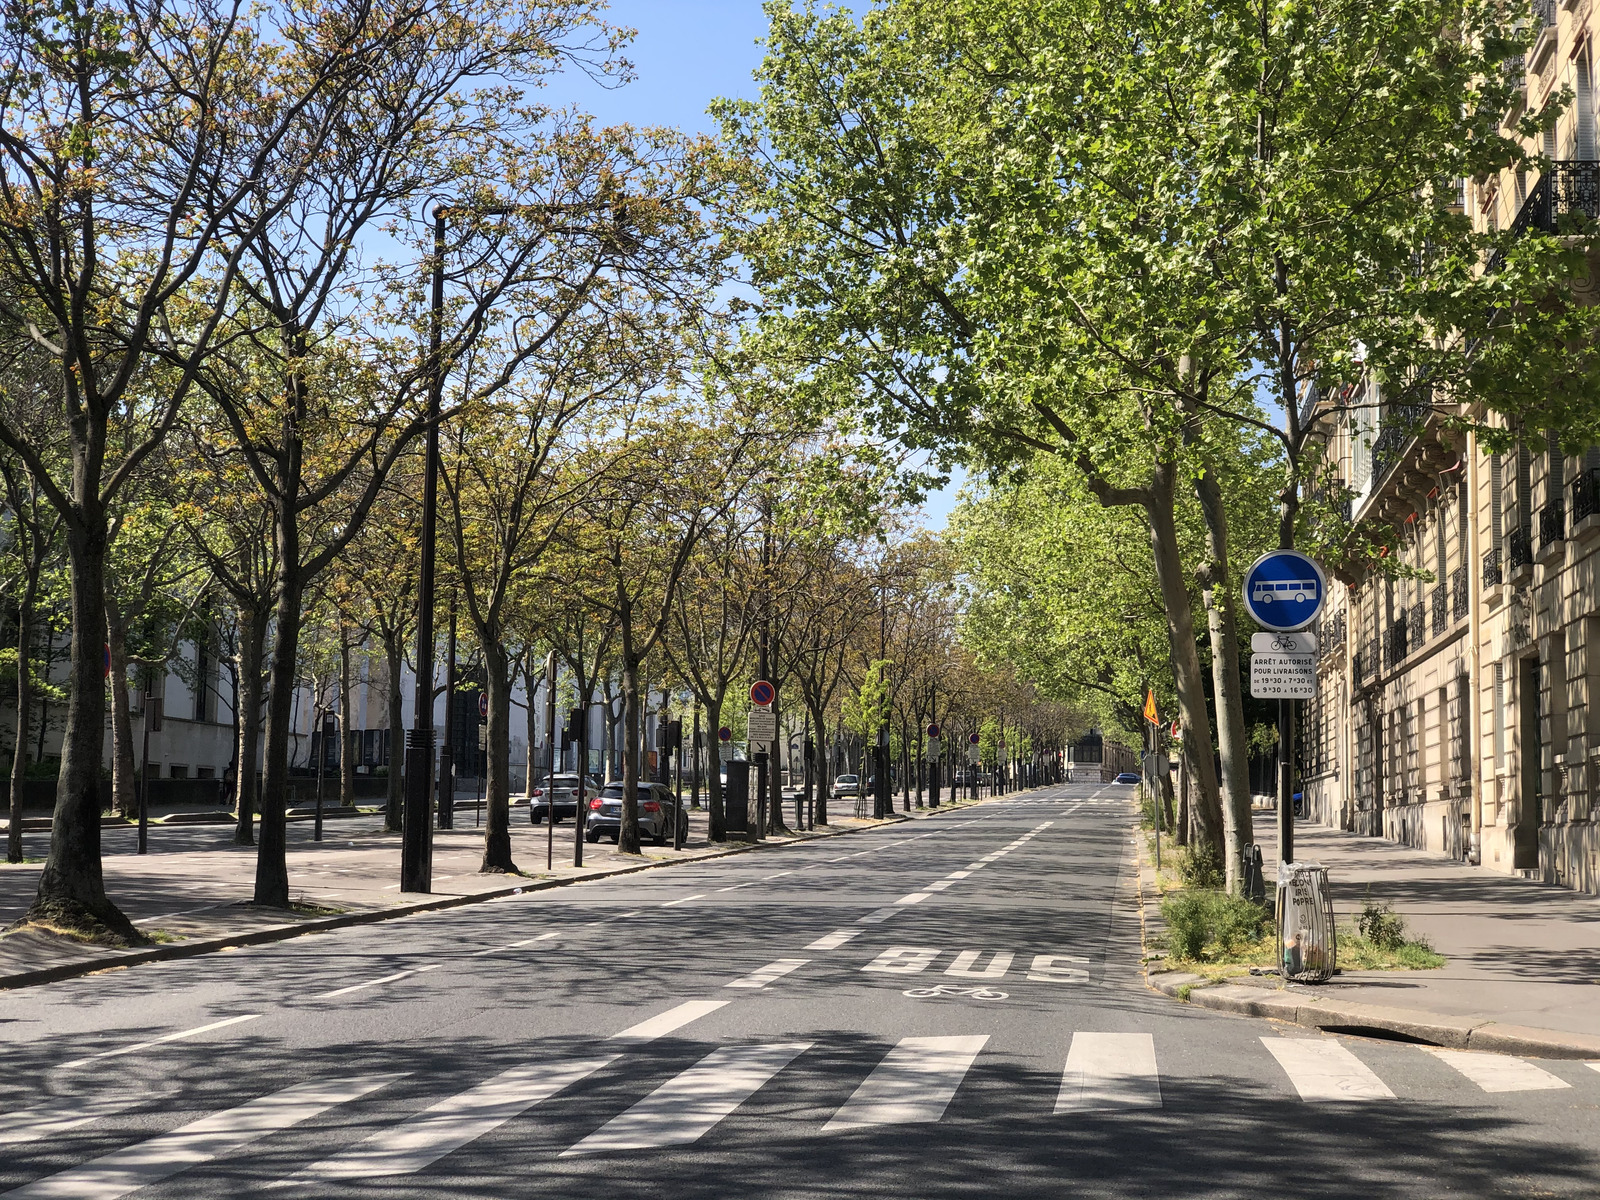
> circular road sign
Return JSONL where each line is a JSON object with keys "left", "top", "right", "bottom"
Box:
{"left": 1242, "top": 549, "right": 1327, "bottom": 632}
{"left": 749, "top": 679, "right": 775, "bottom": 707}
{"left": 477, "top": 692, "right": 488, "bottom": 719}
{"left": 969, "top": 732, "right": 981, "bottom": 745}
{"left": 927, "top": 723, "right": 941, "bottom": 738}
{"left": 718, "top": 725, "right": 732, "bottom": 743}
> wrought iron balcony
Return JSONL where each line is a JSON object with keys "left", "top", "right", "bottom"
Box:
{"left": 1488, "top": 163, "right": 1600, "bottom": 273}
{"left": 1369, "top": 399, "right": 1431, "bottom": 494}
{"left": 1431, "top": 584, "right": 1447, "bottom": 636}
{"left": 1483, "top": 547, "right": 1502, "bottom": 587}
{"left": 1508, "top": 525, "right": 1534, "bottom": 571}
{"left": 1573, "top": 468, "right": 1600, "bottom": 523}
{"left": 1410, "top": 602, "right": 1426, "bottom": 647}
{"left": 1384, "top": 617, "right": 1409, "bottom": 669}
{"left": 1452, "top": 564, "right": 1470, "bottom": 620}
{"left": 1533, "top": 0, "right": 1556, "bottom": 26}
{"left": 1539, "top": 502, "right": 1565, "bottom": 549}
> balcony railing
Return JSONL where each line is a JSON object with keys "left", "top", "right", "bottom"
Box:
{"left": 1573, "top": 468, "right": 1600, "bottom": 523}
{"left": 1533, "top": 0, "right": 1556, "bottom": 26}
{"left": 1452, "top": 564, "right": 1470, "bottom": 620}
{"left": 1508, "top": 525, "right": 1534, "bottom": 571}
{"left": 1431, "top": 584, "right": 1447, "bottom": 636}
{"left": 1540, "top": 502, "right": 1565, "bottom": 549}
{"left": 1487, "top": 163, "right": 1600, "bottom": 273}
{"left": 1483, "top": 547, "right": 1502, "bottom": 587}
{"left": 1384, "top": 617, "right": 1409, "bottom": 669}
{"left": 1410, "top": 602, "right": 1426, "bottom": 647}
{"left": 1369, "top": 398, "right": 1431, "bottom": 493}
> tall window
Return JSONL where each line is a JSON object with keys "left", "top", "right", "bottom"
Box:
{"left": 1491, "top": 452, "right": 1504, "bottom": 556}
{"left": 1546, "top": 430, "right": 1564, "bottom": 511}
{"left": 1578, "top": 51, "right": 1597, "bottom": 161}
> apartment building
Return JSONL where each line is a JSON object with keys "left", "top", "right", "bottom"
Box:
{"left": 1301, "top": 0, "right": 1600, "bottom": 894}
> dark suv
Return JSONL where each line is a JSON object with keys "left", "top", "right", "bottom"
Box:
{"left": 585, "top": 783, "right": 685, "bottom": 846}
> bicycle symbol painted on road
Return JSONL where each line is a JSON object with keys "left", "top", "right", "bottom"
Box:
{"left": 901, "top": 984, "right": 1009, "bottom": 1001}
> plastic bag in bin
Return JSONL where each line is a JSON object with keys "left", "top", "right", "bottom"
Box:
{"left": 1276, "top": 862, "right": 1336, "bottom": 982}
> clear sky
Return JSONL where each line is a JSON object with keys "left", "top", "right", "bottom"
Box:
{"left": 556, "top": 0, "right": 967, "bottom": 529}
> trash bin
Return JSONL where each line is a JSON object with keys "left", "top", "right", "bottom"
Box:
{"left": 1276, "top": 862, "right": 1336, "bottom": 982}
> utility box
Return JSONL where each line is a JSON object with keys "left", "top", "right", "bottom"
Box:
{"left": 1276, "top": 862, "right": 1336, "bottom": 982}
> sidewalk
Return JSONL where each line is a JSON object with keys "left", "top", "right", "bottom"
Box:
{"left": 0, "top": 795, "right": 987, "bottom": 991}
{"left": 1145, "top": 820, "right": 1600, "bottom": 1058}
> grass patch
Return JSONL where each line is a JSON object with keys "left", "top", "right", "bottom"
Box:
{"left": 289, "top": 900, "right": 348, "bottom": 917}
{"left": 146, "top": 929, "right": 187, "bottom": 944}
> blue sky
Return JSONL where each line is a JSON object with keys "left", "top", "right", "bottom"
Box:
{"left": 556, "top": 1, "right": 967, "bottom": 528}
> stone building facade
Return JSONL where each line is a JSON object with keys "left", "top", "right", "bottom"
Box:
{"left": 1301, "top": 0, "right": 1600, "bottom": 894}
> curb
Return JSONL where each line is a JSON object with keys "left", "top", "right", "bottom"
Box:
{"left": 1132, "top": 838, "right": 1600, "bottom": 1061}
{"left": 0, "top": 796, "right": 995, "bottom": 993}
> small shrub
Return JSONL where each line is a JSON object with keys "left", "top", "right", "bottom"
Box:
{"left": 1161, "top": 892, "right": 1212, "bottom": 959}
{"left": 1213, "top": 893, "right": 1271, "bottom": 952}
{"left": 1358, "top": 895, "right": 1407, "bottom": 951}
{"left": 1179, "top": 844, "right": 1225, "bottom": 890}
{"left": 1161, "top": 889, "right": 1272, "bottom": 960}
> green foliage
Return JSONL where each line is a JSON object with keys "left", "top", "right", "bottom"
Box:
{"left": 1177, "top": 844, "right": 1224, "bottom": 891}
{"left": 841, "top": 658, "right": 891, "bottom": 740}
{"left": 1161, "top": 890, "right": 1272, "bottom": 961}
{"left": 1357, "top": 894, "right": 1409, "bottom": 952}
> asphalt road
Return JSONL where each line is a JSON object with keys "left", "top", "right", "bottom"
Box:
{"left": 3, "top": 781, "right": 1599, "bottom": 1199}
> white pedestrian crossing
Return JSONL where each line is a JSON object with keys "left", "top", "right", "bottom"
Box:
{"left": 0, "top": 1099, "right": 140, "bottom": 1148}
{"left": 564, "top": 1042, "right": 811, "bottom": 1154}
{"left": 3, "top": 1074, "right": 403, "bottom": 1199}
{"left": 610, "top": 1000, "right": 727, "bottom": 1043}
{"left": 822, "top": 1035, "right": 989, "bottom": 1133}
{"left": 275, "top": 1058, "right": 617, "bottom": 1183}
{"left": 1261, "top": 1038, "right": 1394, "bottom": 1101}
{"left": 1427, "top": 1049, "right": 1572, "bottom": 1093}
{"left": 1055, "top": 1033, "right": 1161, "bottom": 1112}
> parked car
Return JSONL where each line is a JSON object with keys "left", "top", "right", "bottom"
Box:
{"left": 1113, "top": 772, "right": 1141, "bottom": 784}
{"left": 528, "top": 773, "right": 592, "bottom": 825}
{"left": 830, "top": 773, "right": 860, "bottom": 799}
{"left": 585, "top": 782, "right": 685, "bottom": 846}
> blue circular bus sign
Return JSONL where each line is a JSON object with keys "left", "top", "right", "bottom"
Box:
{"left": 1242, "top": 550, "right": 1327, "bottom": 632}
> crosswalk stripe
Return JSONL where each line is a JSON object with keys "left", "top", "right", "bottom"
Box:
{"left": 804, "top": 930, "right": 860, "bottom": 951}
{"left": 0, "top": 1099, "right": 140, "bottom": 1148}
{"left": 1055, "top": 1033, "right": 1161, "bottom": 1112}
{"left": 726, "top": 959, "right": 809, "bottom": 989}
{"left": 822, "top": 1035, "right": 989, "bottom": 1133}
{"left": 278, "top": 1057, "right": 618, "bottom": 1182}
{"left": 610, "top": 1000, "right": 727, "bottom": 1044}
{"left": 1261, "top": 1039, "right": 1394, "bottom": 1102}
{"left": 1588, "top": 1062, "right": 1600, "bottom": 1075}
{"left": 1427, "top": 1049, "right": 1572, "bottom": 1093}
{"left": 3, "top": 1074, "right": 404, "bottom": 1199}
{"left": 563, "top": 1042, "right": 811, "bottom": 1154}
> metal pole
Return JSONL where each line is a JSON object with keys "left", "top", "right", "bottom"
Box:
{"left": 438, "top": 591, "right": 457, "bottom": 830}
{"left": 675, "top": 723, "right": 686, "bottom": 850}
{"left": 691, "top": 701, "right": 702, "bottom": 811}
{"left": 137, "top": 693, "right": 151, "bottom": 856}
{"left": 574, "top": 696, "right": 588, "bottom": 867}
{"left": 315, "top": 712, "right": 326, "bottom": 843}
{"left": 1278, "top": 697, "right": 1295, "bottom": 865}
{"left": 400, "top": 209, "right": 446, "bottom": 894}
{"left": 545, "top": 651, "right": 557, "bottom": 871}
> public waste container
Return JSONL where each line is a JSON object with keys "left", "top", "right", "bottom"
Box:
{"left": 1276, "top": 862, "right": 1336, "bottom": 982}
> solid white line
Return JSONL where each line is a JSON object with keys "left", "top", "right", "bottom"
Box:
{"left": 610, "top": 1000, "right": 728, "bottom": 1044}
{"left": 894, "top": 892, "right": 931, "bottom": 906}
{"left": 563, "top": 1042, "right": 811, "bottom": 1155}
{"left": 278, "top": 1058, "right": 618, "bottom": 1182}
{"left": 1261, "top": 1039, "right": 1394, "bottom": 1102}
{"left": 805, "top": 929, "right": 861, "bottom": 951}
{"left": 7, "top": 1074, "right": 404, "bottom": 1199}
{"left": 59, "top": 1015, "right": 262, "bottom": 1070}
{"left": 662, "top": 894, "right": 707, "bottom": 907}
{"left": 725, "top": 959, "right": 810, "bottom": 989}
{"left": 0, "top": 1099, "right": 140, "bottom": 1147}
{"left": 822, "top": 1035, "right": 988, "bottom": 1132}
{"left": 1056, "top": 1033, "right": 1162, "bottom": 1112}
{"left": 1427, "top": 1049, "right": 1572, "bottom": 1093}
{"left": 313, "top": 965, "right": 439, "bottom": 1000}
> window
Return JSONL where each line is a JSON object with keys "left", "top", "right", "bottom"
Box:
{"left": 196, "top": 766, "right": 215, "bottom": 780}
{"left": 1491, "top": 452, "right": 1504, "bottom": 556}
{"left": 1578, "top": 51, "right": 1597, "bottom": 162}
{"left": 169, "top": 764, "right": 188, "bottom": 779}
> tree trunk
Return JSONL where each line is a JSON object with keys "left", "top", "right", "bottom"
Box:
{"left": 525, "top": 648, "right": 539, "bottom": 798}
{"left": 704, "top": 694, "right": 725, "bottom": 841}
{"left": 105, "top": 618, "right": 136, "bottom": 820}
{"left": 8, "top": 605, "right": 29, "bottom": 864}
{"left": 766, "top": 688, "right": 789, "bottom": 835}
{"left": 480, "top": 636, "right": 517, "bottom": 872}
{"left": 25, "top": 517, "right": 139, "bottom": 942}
{"left": 383, "top": 628, "right": 404, "bottom": 833}
{"left": 1194, "top": 467, "right": 1254, "bottom": 892}
{"left": 810, "top": 700, "right": 830, "bottom": 825}
{"left": 1142, "top": 469, "right": 1224, "bottom": 856}
{"left": 254, "top": 559, "right": 303, "bottom": 909}
{"left": 233, "top": 606, "right": 264, "bottom": 845}
{"left": 617, "top": 593, "right": 642, "bottom": 854}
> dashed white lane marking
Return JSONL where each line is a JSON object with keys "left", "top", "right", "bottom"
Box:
{"left": 661, "top": 894, "right": 707, "bottom": 907}
{"left": 922, "top": 880, "right": 955, "bottom": 892}
{"left": 0, "top": 1099, "right": 141, "bottom": 1147}
{"left": 1056, "top": 1033, "right": 1162, "bottom": 1112}
{"left": 1262, "top": 1039, "right": 1394, "bottom": 1102}
{"left": 1427, "top": 1049, "right": 1572, "bottom": 1093}
{"left": 279, "top": 1058, "right": 618, "bottom": 1182}
{"left": 610, "top": 1000, "right": 728, "bottom": 1044}
{"left": 717, "top": 882, "right": 757, "bottom": 892}
{"left": 470, "top": 931, "right": 560, "bottom": 956}
{"left": 763, "top": 871, "right": 793, "bottom": 880}
{"left": 726, "top": 959, "right": 810, "bottom": 989}
{"left": 9, "top": 1074, "right": 403, "bottom": 1199}
{"left": 313, "top": 965, "right": 440, "bottom": 1000}
{"left": 945, "top": 870, "right": 972, "bottom": 879}
{"left": 822, "top": 1035, "right": 989, "bottom": 1132}
{"left": 563, "top": 1042, "right": 811, "bottom": 1154}
{"left": 805, "top": 930, "right": 862, "bottom": 951}
{"left": 857, "top": 908, "right": 900, "bottom": 924}
{"left": 963, "top": 863, "right": 987, "bottom": 871}
{"left": 1588, "top": 1062, "right": 1600, "bottom": 1075}
{"left": 59, "top": 1015, "right": 263, "bottom": 1070}
{"left": 894, "top": 892, "right": 931, "bottom": 906}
